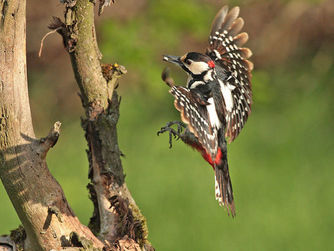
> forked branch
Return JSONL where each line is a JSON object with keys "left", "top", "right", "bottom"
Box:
{"left": 52, "top": 0, "right": 154, "bottom": 249}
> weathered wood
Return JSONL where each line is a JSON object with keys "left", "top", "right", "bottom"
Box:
{"left": 55, "top": 1, "right": 153, "bottom": 248}
{"left": 0, "top": 0, "right": 103, "bottom": 250}
{"left": 0, "top": 0, "right": 154, "bottom": 249}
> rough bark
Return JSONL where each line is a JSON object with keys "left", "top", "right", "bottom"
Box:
{"left": 51, "top": 0, "right": 153, "bottom": 250}
{"left": 0, "top": 0, "right": 153, "bottom": 249}
{"left": 0, "top": 0, "right": 104, "bottom": 250}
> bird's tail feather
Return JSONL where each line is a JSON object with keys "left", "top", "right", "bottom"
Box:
{"left": 214, "top": 161, "right": 235, "bottom": 217}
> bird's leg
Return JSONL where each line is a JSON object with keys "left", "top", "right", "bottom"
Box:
{"left": 157, "top": 121, "right": 187, "bottom": 148}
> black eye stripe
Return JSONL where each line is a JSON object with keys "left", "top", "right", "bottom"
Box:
{"left": 185, "top": 59, "right": 191, "bottom": 65}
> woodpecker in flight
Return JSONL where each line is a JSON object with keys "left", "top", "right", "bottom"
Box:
{"left": 158, "top": 5, "right": 253, "bottom": 216}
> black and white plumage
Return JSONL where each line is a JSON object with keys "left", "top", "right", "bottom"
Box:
{"left": 160, "top": 5, "right": 253, "bottom": 216}
{"left": 207, "top": 6, "right": 253, "bottom": 142}
{"left": 170, "top": 86, "right": 218, "bottom": 158}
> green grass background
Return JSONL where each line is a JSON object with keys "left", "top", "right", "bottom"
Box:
{"left": 1, "top": 0, "right": 334, "bottom": 250}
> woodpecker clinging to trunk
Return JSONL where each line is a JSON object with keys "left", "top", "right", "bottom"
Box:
{"left": 158, "top": 5, "right": 253, "bottom": 217}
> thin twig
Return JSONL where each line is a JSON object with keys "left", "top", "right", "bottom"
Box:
{"left": 38, "top": 28, "right": 61, "bottom": 58}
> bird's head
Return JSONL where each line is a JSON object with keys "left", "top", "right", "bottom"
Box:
{"left": 163, "top": 52, "right": 215, "bottom": 78}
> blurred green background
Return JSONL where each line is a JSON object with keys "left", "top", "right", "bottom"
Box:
{"left": 1, "top": 0, "right": 334, "bottom": 250}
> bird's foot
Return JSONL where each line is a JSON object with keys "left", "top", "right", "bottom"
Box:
{"left": 157, "top": 121, "right": 186, "bottom": 148}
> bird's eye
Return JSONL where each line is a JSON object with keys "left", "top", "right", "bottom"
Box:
{"left": 185, "top": 59, "right": 191, "bottom": 65}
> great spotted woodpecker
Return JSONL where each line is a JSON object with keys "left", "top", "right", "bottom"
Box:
{"left": 158, "top": 6, "right": 253, "bottom": 216}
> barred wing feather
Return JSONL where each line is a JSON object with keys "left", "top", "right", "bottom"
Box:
{"left": 170, "top": 86, "right": 218, "bottom": 158}
{"left": 206, "top": 6, "right": 253, "bottom": 142}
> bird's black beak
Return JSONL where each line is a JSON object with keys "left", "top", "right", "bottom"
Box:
{"left": 163, "top": 55, "right": 182, "bottom": 66}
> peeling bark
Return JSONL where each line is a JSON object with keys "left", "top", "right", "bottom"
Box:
{"left": 0, "top": 0, "right": 154, "bottom": 250}
{"left": 0, "top": 0, "right": 104, "bottom": 250}
{"left": 54, "top": 0, "right": 154, "bottom": 250}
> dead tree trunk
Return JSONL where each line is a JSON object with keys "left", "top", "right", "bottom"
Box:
{"left": 0, "top": 0, "right": 153, "bottom": 250}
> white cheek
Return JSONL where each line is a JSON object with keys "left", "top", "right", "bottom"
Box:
{"left": 186, "top": 62, "right": 209, "bottom": 75}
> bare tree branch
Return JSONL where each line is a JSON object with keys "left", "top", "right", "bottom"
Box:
{"left": 0, "top": 0, "right": 104, "bottom": 250}
{"left": 36, "top": 121, "right": 61, "bottom": 159}
{"left": 53, "top": 0, "right": 154, "bottom": 249}
{"left": 0, "top": 0, "right": 154, "bottom": 249}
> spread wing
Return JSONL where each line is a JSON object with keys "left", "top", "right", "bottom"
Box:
{"left": 170, "top": 86, "right": 218, "bottom": 158}
{"left": 206, "top": 6, "right": 253, "bottom": 143}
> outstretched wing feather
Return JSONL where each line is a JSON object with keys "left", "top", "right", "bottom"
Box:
{"left": 170, "top": 86, "right": 218, "bottom": 157}
{"left": 206, "top": 5, "right": 253, "bottom": 142}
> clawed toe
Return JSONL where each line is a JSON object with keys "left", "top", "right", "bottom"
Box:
{"left": 157, "top": 121, "right": 186, "bottom": 148}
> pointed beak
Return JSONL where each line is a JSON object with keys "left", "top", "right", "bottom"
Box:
{"left": 163, "top": 55, "right": 182, "bottom": 66}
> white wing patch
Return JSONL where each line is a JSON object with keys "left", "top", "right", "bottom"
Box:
{"left": 206, "top": 97, "right": 221, "bottom": 129}
{"left": 219, "top": 80, "right": 234, "bottom": 112}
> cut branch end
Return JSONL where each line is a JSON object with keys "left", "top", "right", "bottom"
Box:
{"left": 38, "top": 121, "right": 62, "bottom": 159}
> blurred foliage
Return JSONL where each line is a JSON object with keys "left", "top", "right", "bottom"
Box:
{"left": 1, "top": 0, "right": 334, "bottom": 250}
